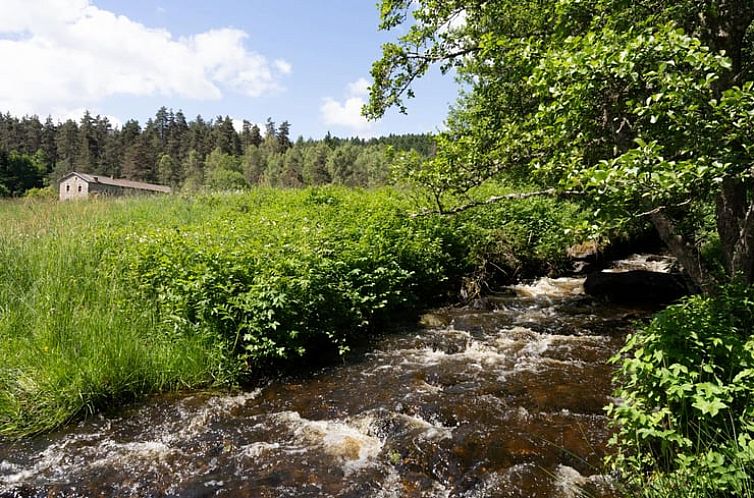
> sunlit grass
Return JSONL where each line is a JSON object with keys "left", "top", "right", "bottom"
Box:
{"left": 0, "top": 188, "right": 581, "bottom": 438}
{"left": 0, "top": 198, "right": 235, "bottom": 437}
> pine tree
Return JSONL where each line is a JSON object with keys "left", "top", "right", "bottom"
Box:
{"left": 76, "top": 111, "right": 97, "bottom": 172}
{"left": 214, "top": 116, "right": 241, "bottom": 155}
{"left": 189, "top": 115, "right": 212, "bottom": 160}
{"left": 55, "top": 119, "right": 79, "bottom": 179}
{"left": 277, "top": 120, "right": 292, "bottom": 151}
{"left": 240, "top": 120, "right": 262, "bottom": 151}
{"left": 181, "top": 149, "right": 204, "bottom": 192}
{"left": 280, "top": 147, "right": 303, "bottom": 187}
{"left": 121, "top": 134, "right": 154, "bottom": 181}
{"left": 303, "top": 143, "right": 331, "bottom": 185}
{"left": 249, "top": 124, "right": 262, "bottom": 147}
{"left": 41, "top": 116, "right": 57, "bottom": 174}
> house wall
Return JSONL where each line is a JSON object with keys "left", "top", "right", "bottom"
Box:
{"left": 88, "top": 183, "right": 127, "bottom": 197}
{"left": 59, "top": 176, "right": 89, "bottom": 200}
{"left": 59, "top": 174, "right": 170, "bottom": 200}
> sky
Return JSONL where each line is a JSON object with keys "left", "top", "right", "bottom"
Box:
{"left": 0, "top": 0, "right": 461, "bottom": 139}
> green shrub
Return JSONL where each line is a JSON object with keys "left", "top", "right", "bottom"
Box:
{"left": 607, "top": 282, "right": 754, "bottom": 497}
{"left": 440, "top": 195, "right": 585, "bottom": 296}
{"left": 23, "top": 186, "right": 56, "bottom": 200}
{"left": 122, "top": 188, "right": 468, "bottom": 362}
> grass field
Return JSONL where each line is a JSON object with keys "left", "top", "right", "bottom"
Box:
{"left": 0, "top": 187, "right": 581, "bottom": 438}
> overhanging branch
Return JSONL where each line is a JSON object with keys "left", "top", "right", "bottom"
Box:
{"left": 410, "top": 188, "right": 583, "bottom": 217}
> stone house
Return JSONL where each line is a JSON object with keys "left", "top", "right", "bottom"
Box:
{"left": 59, "top": 172, "right": 172, "bottom": 200}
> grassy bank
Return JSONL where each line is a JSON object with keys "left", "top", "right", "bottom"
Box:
{"left": 0, "top": 187, "right": 581, "bottom": 438}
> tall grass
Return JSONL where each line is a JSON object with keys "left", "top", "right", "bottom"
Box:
{"left": 0, "top": 188, "right": 582, "bottom": 438}
{"left": 0, "top": 198, "right": 234, "bottom": 437}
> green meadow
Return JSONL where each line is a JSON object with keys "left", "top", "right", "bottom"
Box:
{"left": 0, "top": 187, "right": 580, "bottom": 438}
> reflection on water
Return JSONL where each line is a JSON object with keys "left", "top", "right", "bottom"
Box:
{"left": 0, "top": 276, "right": 648, "bottom": 497}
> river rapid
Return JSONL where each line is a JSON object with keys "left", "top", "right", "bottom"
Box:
{"left": 0, "top": 273, "right": 651, "bottom": 497}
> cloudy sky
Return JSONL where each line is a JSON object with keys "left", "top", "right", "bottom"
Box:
{"left": 0, "top": 0, "right": 459, "bottom": 138}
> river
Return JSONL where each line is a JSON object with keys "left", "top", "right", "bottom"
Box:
{"left": 0, "top": 273, "right": 651, "bottom": 497}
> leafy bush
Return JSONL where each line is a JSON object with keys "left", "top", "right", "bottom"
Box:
{"left": 607, "top": 282, "right": 754, "bottom": 497}
{"left": 23, "top": 186, "right": 56, "bottom": 200}
{"left": 122, "top": 188, "right": 468, "bottom": 363}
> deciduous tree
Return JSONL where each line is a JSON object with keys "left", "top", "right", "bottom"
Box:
{"left": 367, "top": 0, "right": 754, "bottom": 290}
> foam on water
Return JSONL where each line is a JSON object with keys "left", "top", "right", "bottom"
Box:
{"left": 236, "top": 441, "right": 282, "bottom": 459}
{"left": 385, "top": 325, "right": 608, "bottom": 384}
{"left": 1, "top": 438, "right": 188, "bottom": 492}
{"left": 603, "top": 253, "right": 676, "bottom": 273}
{"left": 270, "top": 411, "right": 384, "bottom": 474}
{"left": 512, "top": 277, "right": 585, "bottom": 299}
{"left": 180, "top": 389, "right": 261, "bottom": 436}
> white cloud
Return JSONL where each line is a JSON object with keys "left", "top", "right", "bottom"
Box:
{"left": 0, "top": 0, "right": 291, "bottom": 117}
{"left": 274, "top": 59, "right": 292, "bottom": 75}
{"left": 346, "top": 78, "right": 370, "bottom": 97}
{"left": 320, "top": 78, "right": 374, "bottom": 133}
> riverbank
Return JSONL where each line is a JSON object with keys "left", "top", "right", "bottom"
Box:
{"left": 0, "top": 274, "right": 645, "bottom": 497}
{"left": 0, "top": 187, "right": 585, "bottom": 438}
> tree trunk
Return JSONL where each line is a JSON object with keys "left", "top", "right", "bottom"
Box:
{"left": 715, "top": 178, "right": 748, "bottom": 272}
{"left": 650, "top": 212, "right": 715, "bottom": 293}
{"left": 697, "top": 0, "right": 754, "bottom": 81}
{"left": 729, "top": 194, "right": 754, "bottom": 282}
{"left": 700, "top": 1, "right": 754, "bottom": 284}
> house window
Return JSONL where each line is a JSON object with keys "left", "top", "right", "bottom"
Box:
{"left": 78, "top": 185, "right": 82, "bottom": 192}
{"left": 66, "top": 185, "right": 70, "bottom": 192}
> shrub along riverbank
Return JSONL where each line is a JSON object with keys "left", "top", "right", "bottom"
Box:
{"left": 607, "top": 282, "right": 754, "bottom": 497}
{"left": 0, "top": 187, "right": 583, "bottom": 438}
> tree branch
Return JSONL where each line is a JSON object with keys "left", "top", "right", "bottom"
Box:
{"left": 410, "top": 188, "right": 583, "bottom": 217}
{"left": 636, "top": 198, "right": 692, "bottom": 217}
{"left": 649, "top": 211, "right": 714, "bottom": 293}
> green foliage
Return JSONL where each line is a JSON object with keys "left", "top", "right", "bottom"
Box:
{"left": 607, "top": 283, "right": 754, "bottom": 497}
{"left": 528, "top": 24, "right": 735, "bottom": 227}
{"left": 0, "top": 149, "right": 47, "bottom": 197}
{"left": 0, "top": 187, "right": 579, "bottom": 437}
{"left": 449, "top": 189, "right": 585, "bottom": 280}
{"left": 0, "top": 202, "right": 235, "bottom": 438}
{"left": 206, "top": 167, "right": 248, "bottom": 191}
{"left": 122, "top": 188, "right": 467, "bottom": 363}
{"left": 368, "top": 0, "right": 754, "bottom": 288}
{"left": 22, "top": 186, "right": 55, "bottom": 200}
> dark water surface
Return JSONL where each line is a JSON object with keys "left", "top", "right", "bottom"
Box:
{"left": 0, "top": 276, "right": 649, "bottom": 497}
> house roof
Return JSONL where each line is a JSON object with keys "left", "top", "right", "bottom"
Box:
{"left": 60, "top": 172, "right": 172, "bottom": 193}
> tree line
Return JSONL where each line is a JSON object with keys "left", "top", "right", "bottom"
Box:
{"left": 0, "top": 107, "right": 435, "bottom": 196}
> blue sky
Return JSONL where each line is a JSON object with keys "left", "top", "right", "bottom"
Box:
{"left": 0, "top": 0, "right": 460, "bottom": 139}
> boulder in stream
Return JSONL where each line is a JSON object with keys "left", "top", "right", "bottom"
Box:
{"left": 584, "top": 270, "right": 691, "bottom": 304}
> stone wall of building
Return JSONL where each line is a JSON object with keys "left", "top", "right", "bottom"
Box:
{"left": 59, "top": 176, "right": 89, "bottom": 200}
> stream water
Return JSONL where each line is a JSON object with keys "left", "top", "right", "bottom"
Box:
{"left": 0, "top": 274, "right": 651, "bottom": 497}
